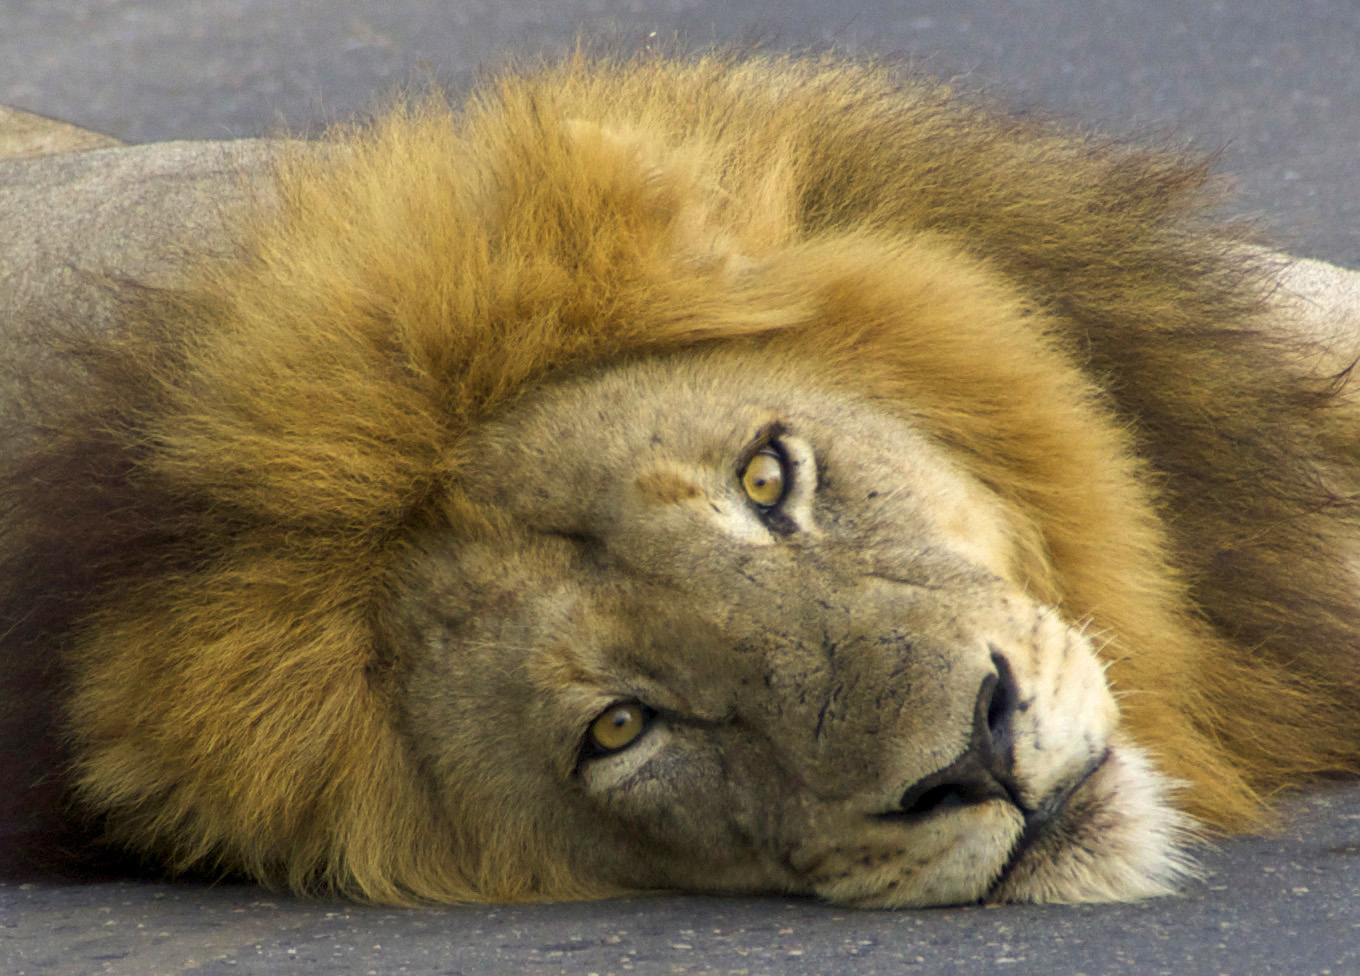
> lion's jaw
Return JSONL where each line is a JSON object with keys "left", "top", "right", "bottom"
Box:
{"left": 390, "top": 350, "right": 1193, "bottom": 906}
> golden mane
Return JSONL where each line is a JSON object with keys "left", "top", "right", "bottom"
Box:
{"left": 3, "top": 51, "right": 1358, "bottom": 901}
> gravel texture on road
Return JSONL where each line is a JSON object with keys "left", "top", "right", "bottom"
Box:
{"left": 6, "top": 787, "right": 1360, "bottom": 976}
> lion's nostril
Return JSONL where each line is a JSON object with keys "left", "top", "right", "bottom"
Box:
{"left": 985, "top": 649, "right": 1020, "bottom": 760}
{"left": 894, "top": 758, "right": 1012, "bottom": 820}
{"left": 899, "top": 783, "right": 969, "bottom": 818}
{"left": 889, "top": 652, "right": 1024, "bottom": 821}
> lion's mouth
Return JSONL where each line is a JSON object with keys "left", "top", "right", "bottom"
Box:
{"left": 984, "top": 748, "right": 1112, "bottom": 901}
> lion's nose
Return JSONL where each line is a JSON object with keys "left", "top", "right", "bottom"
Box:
{"left": 895, "top": 650, "right": 1022, "bottom": 818}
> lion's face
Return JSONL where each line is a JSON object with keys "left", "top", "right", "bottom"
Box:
{"left": 392, "top": 348, "right": 1190, "bottom": 906}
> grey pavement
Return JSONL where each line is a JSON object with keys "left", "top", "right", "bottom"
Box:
{"left": 2, "top": 2, "right": 1360, "bottom": 975}
{"left": 6, "top": 786, "right": 1360, "bottom": 975}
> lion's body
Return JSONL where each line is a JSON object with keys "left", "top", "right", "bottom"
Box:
{"left": 2, "top": 53, "right": 1359, "bottom": 905}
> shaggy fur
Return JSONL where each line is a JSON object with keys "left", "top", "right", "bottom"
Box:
{"left": 2, "top": 51, "right": 1359, "bottom": 902}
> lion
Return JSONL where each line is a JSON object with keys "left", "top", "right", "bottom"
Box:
{"left": 2, "top": 52, "right": 1359, "bottom": 908}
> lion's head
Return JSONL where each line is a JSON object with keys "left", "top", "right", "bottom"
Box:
{"left": 392, "top": 349, "right": 1187, "bottom": 905}
{"left": 4, "top": 52, "right": 1358, "bottom": 905}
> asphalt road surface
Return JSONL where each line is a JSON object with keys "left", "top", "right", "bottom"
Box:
{"left": 2, "top": 2, "right": 1359, "bottom": 975}
{"left": 6, "top": 786, "right": 1360, "bottom": 976}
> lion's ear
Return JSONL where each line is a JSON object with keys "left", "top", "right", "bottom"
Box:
{"left": 563, "top": 118, "right": 758, "bottom": 277}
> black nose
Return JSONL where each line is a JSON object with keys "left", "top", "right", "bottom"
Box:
{"left": 896, "top": 650, "right": 1022, "bottom": 818}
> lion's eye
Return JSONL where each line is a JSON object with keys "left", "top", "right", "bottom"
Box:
{"left": 586, "top": 702, "right": 652, "bottom": 755}
{"left": 741, "top": 447, "right": 788, "bottom": 508}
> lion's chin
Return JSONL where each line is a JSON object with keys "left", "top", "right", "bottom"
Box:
{"left": 985, "top": 742, "right": 1198, "bottom": 904}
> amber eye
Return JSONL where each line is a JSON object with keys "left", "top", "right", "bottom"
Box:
{"left": 587, "top": 702, "right": 651, "bottom": 755}
{"left": 741, "top": 447, "right": 787, "bottom": 508}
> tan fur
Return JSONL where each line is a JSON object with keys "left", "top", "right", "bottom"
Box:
{"left": 0, "top": 105, "right": 121, "bottom": 160}
{"left": 3, "top": 51, "right": 1358, "bottom": 904}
